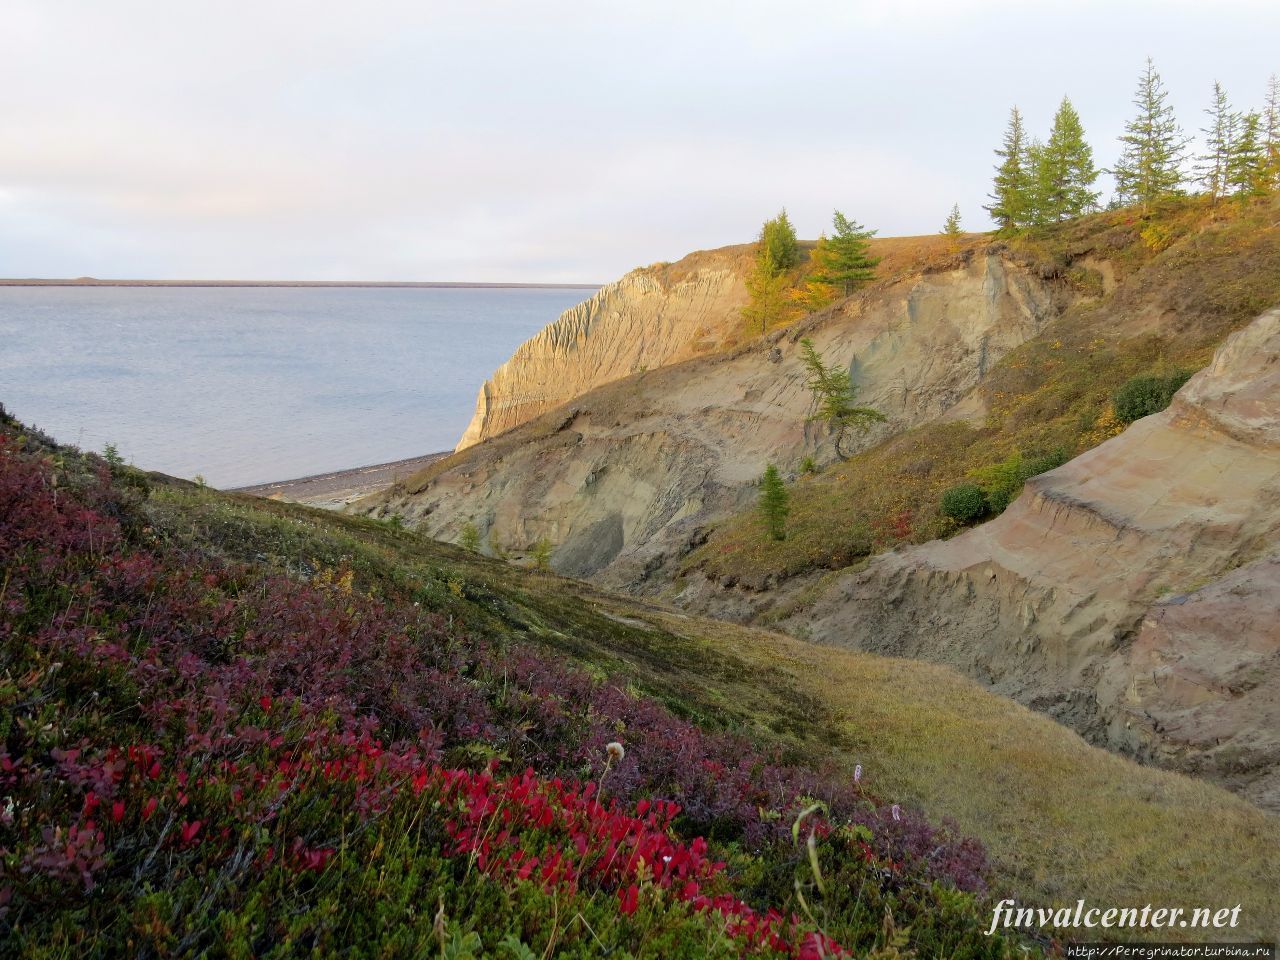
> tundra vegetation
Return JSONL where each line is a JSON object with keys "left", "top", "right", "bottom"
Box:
{"left": 724, "top": 59, "right": 1280, "bottom": 568}
{"left": 756, "top": 465, "right": 789, "bottom": 541}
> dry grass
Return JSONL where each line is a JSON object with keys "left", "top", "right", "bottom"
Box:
{"left": 640, "top": 615, "right": 1280, "bottom": 941}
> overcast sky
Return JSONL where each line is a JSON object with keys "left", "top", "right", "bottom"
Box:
{"left": 2, "top": 1, "right": 1277, "bottom": 282}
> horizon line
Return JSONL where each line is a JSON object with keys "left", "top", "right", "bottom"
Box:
{"left": 0, "top": 278, "right": 604, "bottom": 289}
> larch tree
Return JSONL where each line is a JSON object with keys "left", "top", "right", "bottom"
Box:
{"left": 757, "top": 464, "right": 789, "bottom": 541}
{"left": 941, "top": 203, "right": 963, "bottom": 239}
{"left": 1264, "top": 74, "right": 1280, "bottom": 188}
{"left": 1227, "top": 111, "right": 1268, "bottom": 198}
{"left": 985, "top": 106, "right": 1030, "bottom": 230}
{"left": 760, "top": 209, "right": 799, "bottom": 271}
{"left": 1197, "top": 81, "right": 1238, "bottom": 201}
{"left": 807, "top": 211, "right": 879, "bottom": 299}
{"left": 741, "top": 210, "right": 801, "bottom": 334}
{"left": 1111, "top": 58, "right": 1188, "bottom": 209}
{"left": 798, "top": 337, "right": 884, "bottom": 459}
{"left": 742, "top": 251, "right": 794, "bottom": 334}
{"left": 459, "top": 521, "right": 481, "bottom": 553}
{"left": 1035, "top": 97, "right": 1100, "bottom": 222}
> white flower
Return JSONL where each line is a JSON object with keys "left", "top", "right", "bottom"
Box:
{"left": 853, "top": 764, "right": 863, "bottom": 784}
{"left": 605, "top": 741, "right": 625, "bottom": 762}
{"left": 891, "top": 804, "right": 902, "bottom": 822}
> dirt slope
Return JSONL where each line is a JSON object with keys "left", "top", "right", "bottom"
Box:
{"left": 797, "top": 308, "right": 1280, "bottom": 809}
{"left": 364, "top": 237, "right": 1068, "bottom": 588}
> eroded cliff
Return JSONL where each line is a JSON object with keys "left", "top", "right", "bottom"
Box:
{"left": 363, "top": 239, "right": 1066, "bottom": 590}
{"left": 456, "top": 246, "right": 755, "bottom": 449}
{"left": 798, "top": 309, "right": 1280, "bottom": 809}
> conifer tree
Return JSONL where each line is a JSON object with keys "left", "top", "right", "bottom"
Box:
{"left": 1197, "top": 81, "right": 1238, "bottom": 201}
{"left": 760, "top": 210, "right": 799, "bottom": 271}
{"left": 799, "top": 337, "right": 884, "bottom": 459}
{"left": 941, "top": 204, "right": 963, "bottom": 239}
{"left": 1264, "top": 74, "right": 1280, "bottom": 189}
{"left": 1035, "top": 97, "right": 1100, "bottom": 222}
{"left": 757, "top": 464, "right": 789, "bottom": 541}
{"left": 741, "top": 210, "right": 801, "bottom": 333}
{"left": 1227, "top": 111, "right": 1267, "bottom": 198}
{"left": 985, "top": 107, "right": 1029, "bottom": 230}
{"left": 531, "top": 536, "right": 553, "bottom": 572}
{"left": 807, "top": 211, "right": 879, "bottom": 299}
{"left": 742, "top": 249, "right": 794, "bottom": 334}
{"left": 1022, "top": 138, "right": 1048, "bottom": 226}
{"left": 1110, "top": 58, "right": 1188, "bottom": 209}
{"left": 459, "top": 521, "right": 481, "bottom": 553}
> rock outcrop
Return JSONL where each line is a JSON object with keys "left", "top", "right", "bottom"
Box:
{"left": 456, "top": 247, "right": 754, "bottom": 449}
{"left": 798, "top": 309, "right": 1280, "bottom": 809}
{"left": 363, "top": 244, "right": 1064, "bottom": 590}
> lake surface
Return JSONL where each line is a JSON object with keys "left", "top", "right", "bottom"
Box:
{"left": 0, "top": 285, "right": 593, "bottom": 487}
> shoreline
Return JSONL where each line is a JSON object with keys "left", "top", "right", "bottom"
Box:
{"left": 231, "top": 451, "right": 450, "bottom": 509}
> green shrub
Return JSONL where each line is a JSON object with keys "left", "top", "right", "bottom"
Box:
{"left": 799, "top": 456, "right": 817, "bottom": 475}
{"left": 940, "top": 484, "right": 987, "bottom": 523}
{"left": 969, "top": 449, "right": 1069, "bottom": 514}
{"left": 459, "top": 520, "right": 481, "bottom": 552}
{"left": 1113, "top": 370, "right": 1192, "bottom": 422}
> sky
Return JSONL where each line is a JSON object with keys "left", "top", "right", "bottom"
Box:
{"left": 2, "top": 1, "right": 1277, "bottom": 283}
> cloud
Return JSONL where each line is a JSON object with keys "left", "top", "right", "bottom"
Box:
{"left": 2, "top": 1, "right": 1277, "bottom": 280}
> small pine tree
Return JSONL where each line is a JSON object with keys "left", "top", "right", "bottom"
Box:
{"left": 798, "top": 338, "right": 885, "bottom": 459}
{"left": 1197, "top": 80, "right": 1238, "bottom": 201}
{"left": 759, "top": 210, "right": 799, "bottom": 271}
{"left": 941, "top": 204, "right": 963, "bottom": 239}
{"left": 102, "top": 442, "right": 124, "bottom": 467}
{"left": 531, "top": 536, "right": 553, "bottom": 571}
{"left": 459, "top": 521, "right": 481, "bottom": 553}
{"left": 1034, "top": 97, "right": 1100, "bottom": 222}
{"left": 1262, "top": 74, "right": 1280, "bottom": 189}
{"left": 807, "top": 211, "right": 878, "bottom": 299}
{"left": 1227, "top": 111, "right": 1268, "bottom": 198}
{"left": 1110, "top": 57, "right": 1188, "bottom": 210}
{"left": 985, "top": 106, "right": 1030, "bottom": 231}
{"left": 741, "top": 211, "right": 801, "bottom": 334}
{"left": 742, "top": 251, "right": 794, "bottom": 334}
{"left": 757, "top": 464, "right": 789, "bottom": 541}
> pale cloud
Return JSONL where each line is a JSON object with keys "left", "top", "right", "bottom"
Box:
{"left": 1, "top": 1, "right": 1277, "bottom": 281}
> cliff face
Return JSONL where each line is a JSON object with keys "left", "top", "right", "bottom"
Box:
{"left": 456, "top": 247, "right": 754, "bottom": 449}
{"left": 363, "top": 244, "right": 1064, "bottom": 589}
{"left": 797, "top": 309, "right": 1280, "bottom": 809}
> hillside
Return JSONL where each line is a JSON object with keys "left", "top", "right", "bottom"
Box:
{"left": 3, "top": 413, "right": 1280, "bottom": 950}
{"left": 364, "top": 232, "right": 1068, "bottom": 587}
{"left": 356, "top": 198, "right": 1280, "bottom": 807}
{"left": 797, "top": 306, "right": 1280, "bottom": 810}
{"left": 455, "top": 236, "right": 963, "bottom": 451}
{"left": 456, "top": 246, "right": 755, "bottom": 449}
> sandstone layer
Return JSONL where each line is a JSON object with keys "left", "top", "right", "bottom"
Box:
{"left": 363, "top": 242, "right": 1066, "bottom": 591}
{"left": 456, "top": 247, "right": 754, "bottom": 449}
{"left": 796, "top": 309, "right": 1280, "bottom": 809}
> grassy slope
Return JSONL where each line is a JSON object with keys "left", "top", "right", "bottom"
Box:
{"left": 685, "top": 195, "right": 1280, "bottom": 590}
{"left": 149, "top": 483, "right": 1280, "bottom": 939}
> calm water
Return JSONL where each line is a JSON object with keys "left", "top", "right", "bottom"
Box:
{"left": 0, "top": 285, "right": 591, "bottom": 487}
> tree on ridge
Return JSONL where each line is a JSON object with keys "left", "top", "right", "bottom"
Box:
{"left": 1110, "top": 57, "right": 1188, "bottom": 210}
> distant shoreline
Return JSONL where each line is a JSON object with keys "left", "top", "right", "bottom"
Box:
{"left": 230, "top": 451, "right": 451, "bottom": 509}
{"left": 0, "top": 278, "right": 602, "bottom": 289}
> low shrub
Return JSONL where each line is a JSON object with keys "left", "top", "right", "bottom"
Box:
{"left": 1113, "top": 370, "right": 1193, "bottom": 422}
{"left": 0, "top": 427, "right": 1020, "bottom": 958}
{"left": 969, "top": 450, "right": 1069, "bottom": 514}
{"left": 940, "top": 484, "right": 987, "bottom": 523}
